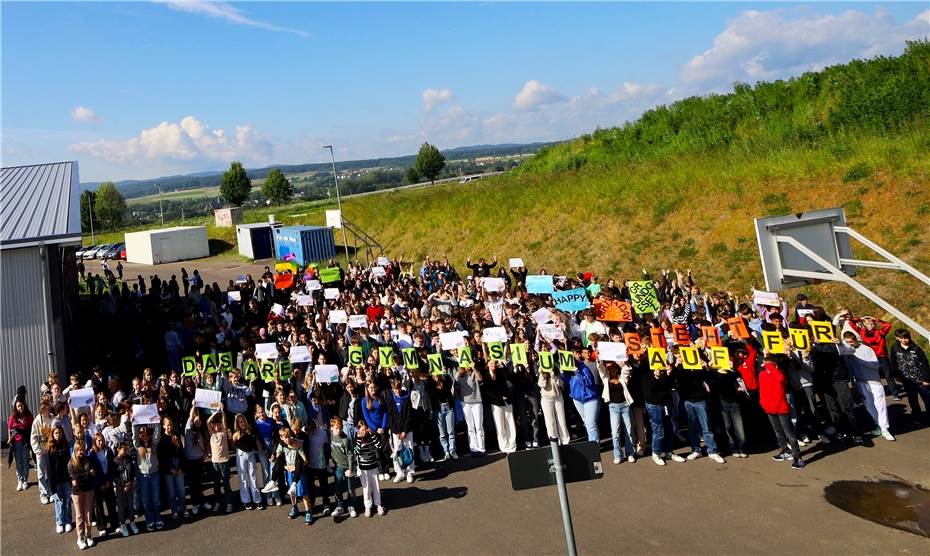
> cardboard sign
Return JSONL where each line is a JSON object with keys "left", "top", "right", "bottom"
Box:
{"left": 271, "top": 303, "right": 286, "bottom": 317}
{"left": 509, "top": 258, "right": 525, "bottom": 268}
{"left": 401, "top": 348, "right": 418, "bottom": 369}
{"left": 457, "top": 346, "right": 474, "bottom": 368}
{"left": 255, "top": 342, "right": 278, "bottom": 360}
{"left": 242, "top": 359, "right": 259, "bottom": 381}
{"left": 650, "top": 327, "right": 668, "bottom": 349}
{"left": 648, "top": 347, "right": 668, "bottom": 370}
{"left": 539, "top": 323, "right": 565, "bottom": 341}
{"left": 440, "top": 331, "right": 467, "bottom": 351}
{"left": 510, "top": 342, "right": 528, "bottom": 366}
{"left": 538, "top": 350, "right": 555, "bottom": 373}
{"left": 329, "top": 310, "right": 348, "bottom": 324}
{"left": 326, "top": 209, "right": 343, "bottom": 229}
{"left": 227, "top": 291, "right": 241, "bottom": 303}
{"left": 552, "top": 288, "right": 591, "bottom": 312}
{"left": 526, "top": 275, "right": 554, "bottom": 295}
{"left": 753, "top": 289, "right": 780, "bottom": 307}
{"left": 532, "top": 307, "right": 556, "bottom": 324}
{"left": 487, "top": 341, "right": 506, "bottom": 362}
{"left": 289, "top": 345, "right": 312, "bottom": 363}
{"left": 278, "top": 359, "right": 293, "bottom": 380}
{"left": 274, "top": 273, "right": 295, "bottom": 291}
{"left": 297, "top": 294, "right": 314, "bottom": 307}
{"left": 672, "top": 324, "right": 691, "bottom": 346}
{"left": 726, "top": 317, "right": 751, "bottom": 340}
{"left": 348, "top": 314, "right": 368, "bottom": 329}
{"left": 371, "top": 266, "right": 386, "bottom": 278}
{"left": 348, "top": 346, "right": 363, "bottom": 366}
{"left": 598, "top": 341, "right": 628, "bottom": 362}
{"left": 679, "top": 347, "right": 703, "bottom": 370}
{"left": 809, "top": 320, "right": 835, "bottom": 343}
{"left": 324, "top": 288, "right": 340, "bottom": 300}
{"left": 69, "top": 387, "right": 95, "bottom": 408}
{"left": 701, "top": 325, "right": 722, "bottom": 347}
{"left": 762, "top": 331, "right": 786, "bottom": 354}
{"left": 181, "top": 356, "right": 197, "bottom": 377}
{"left": 194, "top": 388, "right": 222, "bottom": 410}
{"left": 624, "top": 333, "right": 643, "bottom": 356}
{"left": 378, "top": 346, "right": 394, "bottom": 368}
{"left": 789, "top": 327, "right": 811, "bottom": 351}
{"left": 428, "top": 353, "right": 444, "bottom": 375}
{"left": 797, "top": 308, "right": 815, "bottom": 319}
{"left": 320, "top": 267, "right": 341, "bottom": 284}
{"left": 235, "top": 274, "right": 248, "bottom": 284}
{"left": 558, "top": 350, "right": 575, "bottom": 371}
{"left": 628, "top": 280, "right": 661, "bottom": 314}
{"left": 594, "top": 299, "right": 633, "bottom": 322}
{"left": 376, "top": 256, "right": 389, "bottom": 266}
{"left": 306, "top": 280, "right": 322, "bottom": 292}
{"left": 132, "top": 404, "right": 160, "bottom": 425}
{"left": 202, "top": 353, "right": 219, "bottom": 375}
{"left": 482, "top": 326, "right": 507, "bottom": 343}
{"left": 218, "top": 352, "right": 233, "bottom": 374}
{"left": 483, "top": 277, "right": 506, "bottom": 292}
{"left": 314, "top": 364, "right": 340, "bottom": 383}
{"left": 260, "top": 360, "right": 277, "bottom": 381}
{"left": 710, "top": 346, "right": 731, "bottom": 369}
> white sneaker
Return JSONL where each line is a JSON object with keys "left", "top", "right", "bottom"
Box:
{"left": 451, "top": 453, "right": 459, "bottom": 459}
{"left": 331, "top": 506, "right": 343, "bottom": 517}
{"left": 686, "top": 451, "right": 702, "bottom": 461}
{"left": 16, "top": 481, "right": 23, "bottom": 491}
{"left": 287, "top": 482, "right": 297, "bottom": 497}
{"left": 709, "top": 453, "right": 726, "bottom": 464}
{"left": 881, "top": 429, "right": 896, "bottom": 441}
{"left": 365, "top": 507, "right": 372, "bottom": 518}
{"left": 65, "top": 523, "right": 74, "bottom": 533}
{"left": 120, "top": 525, "right": 130, "bottom": 537}
{"left": 406, "top": 472, "right": 415, "bottom": 484}
{"left": 77, "top": 538, "right": 87, "bottom": 550}
{"left": 392, "top": 474, "right": 404, "bottom": 483}
{"left": 86, "top": 537, "right": 95, "bottom": 547}
{"left": 668, "top": 453, "right": 686, "bottom": 463}
{"left": 349, "top": 506, "right": 358, "bottom": 518}
{"left": 129, "top": 522, "right": 139, "bottom": 534}
{"left": 56, "top": 524, "right": 64, "bottom": 534}
{"left": 261, "top": 480, "right": 279, "bottom": 493}
{"left": 275, "top": 499, "right": 283, "bottom": 506}
{"left": 798, "top": 438, "right": 808, "bottom": 447}
{"left": 377, "top": 505, "right": 386, "bottom": 516}
{"left": 40, "top": 495, "right": 50, "bottom": 504}
{"left": 627, "top": 455, "right": 636, "bottom": 463}
{"left": 651, "top": 453, "right": 666, "bottom": 466}
{"left": 612, "top": 458, "right": 621, "bottom": 465}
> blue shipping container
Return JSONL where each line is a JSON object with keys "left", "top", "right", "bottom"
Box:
{"left": 273, "top": 226, "right": 336, "bottom": 266}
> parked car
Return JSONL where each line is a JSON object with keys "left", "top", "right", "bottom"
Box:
{"left": 101, "top": 243, "right": 124, "bottom": 259}
{"left": 86, "top": 243, "right": 113, "bottom": 259}
{"left": 81, "top": 244, "right": 106, "bottom": 259}
{"left": 119, "top": 247, "right": 126, "bottom": 260}
{"left": 76, "top": 244, "right": 97, "bottom": 258}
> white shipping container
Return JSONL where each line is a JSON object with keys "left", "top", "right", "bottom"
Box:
{"left": 124, "top": 226, "right": 210, "bottom": 265}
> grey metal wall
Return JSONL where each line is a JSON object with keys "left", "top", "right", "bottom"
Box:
{"left": 1, "top": 246, "right": 57, "bottom": 441}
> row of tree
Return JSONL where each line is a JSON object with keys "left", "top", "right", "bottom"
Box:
{"left": 80, "top": 182, "right": 127, "bottom": 232}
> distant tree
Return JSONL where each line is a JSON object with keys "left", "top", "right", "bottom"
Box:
{"left": 415, "top": 142, "right": 445, "bottom": 183}
{"left": 94, "top": 182, "right": 126, "bottom": 230}
{"left": 219, "top": 161, "right": 252, "bottom": 206}
{"left": 405, "top": 166, "right": 420, "bottom": 184}
{"left": 261, "top": 168, "right": 293, "bottom": 205}
{"left": 80, "top": 190, "right": 97, "bottom": 232}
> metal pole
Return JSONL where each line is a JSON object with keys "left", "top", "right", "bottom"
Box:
{"left": 323, "top": 145, "right": 351, "bottom": 262}
{"left": 549, "top": 437, "right": 577, "bottom": 556}
{"left": 88, "top": 191, "right": 95, "bottom": 245}
{"left": 158, "top": 183, "right": 164, "bottom": 225}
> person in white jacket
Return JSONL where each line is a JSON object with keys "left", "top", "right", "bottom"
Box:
{"left": 597, "top": 360, "right": 636, "bottom": 464}
{"left": 537, "top": 368, "right": 571, "bottom": 445}
{"left": 838, "top": 332, "right": 894, "bottom": 441}
{"left": 30, "top": 400, "right": 55, "bottom": 505}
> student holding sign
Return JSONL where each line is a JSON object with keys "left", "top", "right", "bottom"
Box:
{"left": 430, "top": 371, "right": 458, "bottom": 460}
{"left": 598, "top": 361, "right": 636, "bottom": 464}
{"left": 538, "top": 365, "right": 571, "bottom": 446}
{"left": 670, "top": 347, "right": 725, "bottom": 464}
{"left": 455, "top": 364, "right": 485, "bottom": 456}
{"left": 642, "top": 365, "right": 686, "bottom": 466}
{"left": 562, "top": 349, "right": 601, "bottom": 444}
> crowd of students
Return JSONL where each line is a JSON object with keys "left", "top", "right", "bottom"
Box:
{"left": 8, "top": 257, "right": 929, "bottom": 550}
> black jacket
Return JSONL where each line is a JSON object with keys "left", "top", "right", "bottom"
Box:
{"left": 337, "top": 387, "right": 364, "bottom": 424}
{"left": 386, "top": 392, "right": 413, "bottom": 433}
{"left": 891, "top": 343, "right": 930, "bottom": 383}
{"left": 47, "top": 444, "right": 71, "bottom": 486}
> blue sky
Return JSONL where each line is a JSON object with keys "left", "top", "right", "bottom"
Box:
{"left": 2, "top": 2, "right": 927, "bottom": 181}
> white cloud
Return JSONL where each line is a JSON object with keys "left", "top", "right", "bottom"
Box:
{"left": 69, "top": 116, "right": 273, "bottom": 167}
{"left": 513, "top": 80, "right": 567, "bottom": 111}
{"left": 421, "top": 88, "right": 453, "bottom": 112}
{"left": 159, "top": 1, "right": 308, "bottom": 37}
{"left": 683, "top": 8, "right": 930, "bottom": 88}
{"left": 71, "top": 106, "right": 100, "bottom": 123}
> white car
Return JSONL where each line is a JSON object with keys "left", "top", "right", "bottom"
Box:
{"left": 86, "top": 243, "right": 113, "bottom": 259}
{"left": 76, "top": 245, "right": 97, "bottom": 258}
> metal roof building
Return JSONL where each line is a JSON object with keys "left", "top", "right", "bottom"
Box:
{"left": 1, "top": 161, "right": 82, "bottom": 438}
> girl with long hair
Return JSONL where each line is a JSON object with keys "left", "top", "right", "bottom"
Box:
{"left": 46, "top": 425, "right": 73, "bottom": 534}
{"left": 68, "top": 441, "right": 96, "bottom": 549}
{"left": 157, "top": 416, "right": 187, "bottom": 519}
{"left": 361, "top": 381, "right": 391, "bottom": 480}
{"left": 90, "top": 432, "right": 119, "bottom": 537}
{"left": 132, "top": 418, "right": 163, "bottom": 531}
{"left": 8, "top": 398, "right": 33, "bottom": 491}
{"left": 232, "top": 413, "right": 263, "bottom": 510}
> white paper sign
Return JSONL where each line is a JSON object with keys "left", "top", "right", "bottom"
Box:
{"left": 797, "top": 308, "right": 815, "bottom": 318}
{"left": 255, "top": 342, "right": 279, "bottom": 360}
{"left": 509, "top": 258, "right": 524, "bottom": 268}
{"left": 69, "top": 387, "right": 95, "bottom": 408}
{"left": 324, "top": 288, "right": 340, "bottom": 300}
{"left": 306, "top": 280, "right": 322, "bottom": 292}
{"left": 371, "top": 266, "right": 386, "bottom": 277}
{"left": 296, "top": 294, "right": 314, "bottom": 307}
{"left": 532, "top": 307, "right": 556, "bottom": 324}
{"left": 753, "top": 289, "right": 780, "bottom": 307}
{"left": 377, "top": 256, "right": 389, "bottom": 266}
{"left": 348, "top": 314, "right": 369, "bottom": 329}
{"left": 193, "top": 388, "right": 222, "bottom": 410}
{"left": 132, "top": 403, "right": 160, "bottom": 425}
{"left": 482, "top": 326, "right": 508, "bottom": 343}
{"left": 314, "top": 364, "right": 340, "bottom": 383}
{"left": 227, "top": 291, "right": 241, "bottom": 303}
{"left": 440, "top": 331, "right": 467, "bottom": 351}
{"left": 539, "top": 323, "right": 565, "bottom": 341}
{"left": 270, "top": 303, "right": 285, "bottom": 317}
{"left": 329, "top": 310, "right": 348, "bottom": 324}
{"left": 483, "top": 277, "right": 505, "bottom": 292}
{"left": 326, "top": 209, "right": 342, "bottom": 229}
{"left": 597, "top": 341, "right": 628, "bottom": 362}
{"left": 289, "top": 345, "right": 312, "bottom": 364}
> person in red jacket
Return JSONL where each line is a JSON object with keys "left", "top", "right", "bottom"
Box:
{"left": 758, "top": 354, "right": 804, "bottom": 469}
{"left": 734, "top": 342, "right": 759, "bottom": 393}
{"left": 845, "top": 312, "right": 898, "bottom": 398}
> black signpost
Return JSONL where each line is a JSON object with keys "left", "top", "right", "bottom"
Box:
{"left": 507, "top": 440, "right": 604, "bottom": 555}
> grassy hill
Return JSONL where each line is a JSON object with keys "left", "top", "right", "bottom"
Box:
{"left": 88, "top": 42, "right": 930, "bottom": 334}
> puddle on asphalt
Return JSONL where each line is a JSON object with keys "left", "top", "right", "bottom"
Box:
{"left": 824, "top": 480, "right": 930, "bottom": 537}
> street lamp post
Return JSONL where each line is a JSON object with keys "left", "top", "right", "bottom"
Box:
{"left": 87, "top": 192, "right": 95, "bottom": 245}
{"left": 157, "top": 183, "right": 164, "bottom": 225}
{"left": 322, "top": 145, "right": 350, "bottom": 262}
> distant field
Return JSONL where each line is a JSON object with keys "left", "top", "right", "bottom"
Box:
{"left": 127, "top": 186, "right": 220, "bottom": 205}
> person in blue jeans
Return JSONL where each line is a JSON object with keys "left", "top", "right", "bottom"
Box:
{"left": 562, "top": 349, "right": 601, "bottom": 444}
{"left": 133, "top": 422, "right": 163, "bottom": 531}
{"left": 46, "top": 425, "right": 74, "bottom": 533}
{"left": 430, "top": 372, "right": 458, "bottom": 460}
{"left": 598, "top": 361, "right": 635, "bottom": 464}
{"left": 640, "top": 362, "right": 687, "bottom": 466}
{"left": 672, "top": 355, "right": 726, "bottom": 464}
